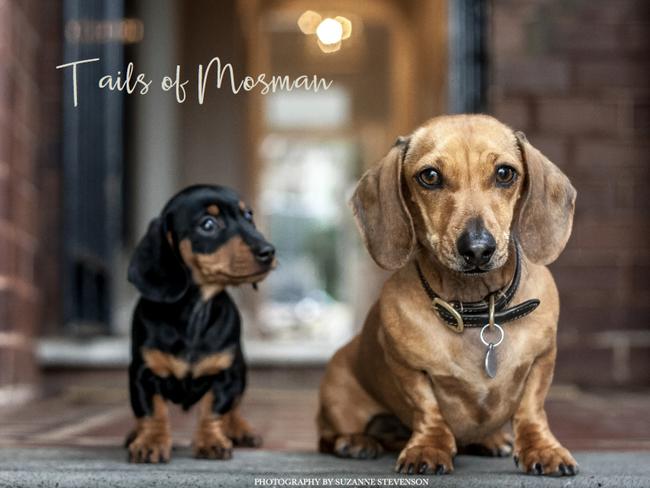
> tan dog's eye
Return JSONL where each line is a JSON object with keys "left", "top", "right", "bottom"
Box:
{"left": 416, "top": 167, "right": 443, "bottom": 189}
{"left": 495, "top": 165, "right": 518, "bottom": 187}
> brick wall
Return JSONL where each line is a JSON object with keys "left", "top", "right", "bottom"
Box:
{"left": 0, "top": 0, "right": 62, "bottom": 404}
{"left": 489, "top": 0, "right": 650, "bottom": 387}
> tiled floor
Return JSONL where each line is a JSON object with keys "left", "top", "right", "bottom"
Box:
{"left": 1, "top": 368, "right": 649, "bottom": 452}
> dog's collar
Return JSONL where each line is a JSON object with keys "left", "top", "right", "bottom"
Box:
{"left": 415, "top": 242, "right": 540, "bottom": 333}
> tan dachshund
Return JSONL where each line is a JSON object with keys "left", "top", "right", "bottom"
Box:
{"left": 318, "top": 114, "right": 578, "bottom": 476}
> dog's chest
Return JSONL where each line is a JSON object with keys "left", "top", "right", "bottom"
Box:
{"left": 141, "top": 343, "right": 235, "bottom": 381}
{"left": 140, "top": 296, "right": 239, "bottom": 380}
{"left": 429, "top": 326, "right": 539, "bottom": 440}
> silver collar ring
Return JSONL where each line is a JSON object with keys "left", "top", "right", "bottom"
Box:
{"left": 480, "top": 322, "right": 504, "bottom": 347}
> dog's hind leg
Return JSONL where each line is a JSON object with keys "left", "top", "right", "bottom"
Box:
{"left": 318, "top": 338, "right": 387, "bottom": 459}
{"left": 458, "top": 427, "right": 513, "bottom": 457}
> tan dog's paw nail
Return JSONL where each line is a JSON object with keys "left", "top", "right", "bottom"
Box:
{"left": 333, "top": 434, "right": 382, "bottom": 459}
{"left": 395, "top": 446, "right": 454, "bottom": 475}
{"left": 515, "top": 445, "right": 578, "bottom": 476}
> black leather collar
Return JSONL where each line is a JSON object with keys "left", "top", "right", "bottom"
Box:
{"left": 415, "top": 241, "right": 540, "bottom": 333}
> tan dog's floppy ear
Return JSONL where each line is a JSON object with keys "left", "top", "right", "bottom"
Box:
{"left": 350, "top": 137, "right": 415, "bottom": 270}
{"left": 514, "top": 131, "right": 577, "bottom": 265}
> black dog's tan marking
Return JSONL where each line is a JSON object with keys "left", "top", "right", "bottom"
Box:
{"left": 192, "top": 350, "right": 235, "bottom": 378}
{"left": 142, "top": 348, "right": 190, "bottom": 379}
{"left": 126, "top": 185, "right": 276, "bottom": 463}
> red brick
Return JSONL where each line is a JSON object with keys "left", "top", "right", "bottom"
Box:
{"left": 566, "top": 0, "right": 650, "bottom": 24}
{"left": 552, "top": 21, "right": 624, "bottom": 54}
{"left": 620, "top": 22, "right": 650, "bottom": 53}
{"left": 553, "top": 264, "right": 624, "bottom": 293}
{"left": 11, "top": 179, "right": 37, "bottom": 238}
{"left": 570, "top": 219, "right": 650, "bottom": 252}
{"left": 494, "top": 58, "right": 570, "bottom": 95}
{"left": 0, "top": 288, "right": 11, "bottom": 331}
{"left": 628, "top": 346, "right": 650, "bottom": 385}
{"left": 521, "top": 134, "right": 569, "bottom": 167}
{"left": 491, "top": 7, "right": 528, "bottom": 57}
{"left": 615, "top": 307, "right": 650, "bottom": 331}
{"left": 10, "top": 131, "right": 35, "bottom": 179}
{"left": 14, "top": 240, "right": 35, "bottom": 285}
{"left": 491, "top": 98, "right": 530, "bottom": 130}
{"left": 632, "top": 100, "right": 650, "bottom": 134}
{"left": 0, "top": 233, "right": 14, "bottom": 277}
{"left": 11, "top": 291, "right": 38, "bottom": 337}
{"left": 536, "top": 98, "right": 620, "bottom": 136}
{"left": 554, "top": 344, "right": 614, "bottom": 386}
{"left": 0, "top": 347, "right": 38, "bottom": 386}
{"left": 574, "top": 140, "right": 649, "bottom": 174}
{"left": 557, "top": 304, "right": 615, "bottom": 333}
{"left": 570, "top": 180, "right": 617, "bottom": 218}
{"left": 576, "top": 60, "right": 650, "bottom": 91}
{"left": 0, "top": 162, "right": 9, "bottom": 220}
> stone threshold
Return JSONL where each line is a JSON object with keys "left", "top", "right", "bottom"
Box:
{"left": 36, "top": 337, "right": 340, "bottom": 368}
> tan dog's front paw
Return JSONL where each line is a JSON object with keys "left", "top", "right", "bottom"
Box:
{"left": 333, "top": 434, "right": 383, "bottom": 459}
{"left": 127, "top": 433, "right": 172, "bottom": 464}
{"left": 514, "top": 444, "right": 578, "bottom": 476}
{"left": 395, "top": 445, "right": 454, "bottom": 475}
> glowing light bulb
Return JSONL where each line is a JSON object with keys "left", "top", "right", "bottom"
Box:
{"left": 316, "top": 18, "right": 343, "bottom": 46}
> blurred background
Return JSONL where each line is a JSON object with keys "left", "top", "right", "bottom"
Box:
{"left": 0, "top": 0, "right": 648, "bottom": 451}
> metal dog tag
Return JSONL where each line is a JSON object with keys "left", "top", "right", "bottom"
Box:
{"left": 480, "top": 323, "right": 504, "bottom": 379}
{"left": 484, "top": 344, "right": 497, "bottom": 378}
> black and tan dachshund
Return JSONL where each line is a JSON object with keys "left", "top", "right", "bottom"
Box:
{"left": 125, "top": 185, "right": 276, "bottom": 463}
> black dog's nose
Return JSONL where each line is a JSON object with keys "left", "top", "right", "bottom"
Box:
{"left": 456, "top": 219, "right": 496, "bottom": 268}
{"left": 255, "top": 244, "right": 275, "bottom": 264}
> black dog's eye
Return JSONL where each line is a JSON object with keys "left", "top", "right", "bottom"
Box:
{"left": 495, "top": 165, "right": 518, "bottom": 187}
{"left": 197, "top": 216, "right": 220, "bottom": 235}
{"left": 416, "top": 167, "right": 443, "bottom": 189}
{"left": 243, "top": 209, "right": 254, "bottom": 222}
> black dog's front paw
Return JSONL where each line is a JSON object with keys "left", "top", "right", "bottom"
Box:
{"left": 127, "top": 433, "right": 172, "bottom": 464}
{"left": 194, "top": 426, "right": 234, "bottom": 460}
{"left": 194, "top": 442, "right": 233, "bottom": 460}
{"left": 231, "top": 432, "right": 263, "bottom": 448}
{"left": 225, "top": 410, "right": 263, "bottom": 448}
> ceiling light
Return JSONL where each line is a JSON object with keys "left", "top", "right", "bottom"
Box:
{"left": 298, "top": 11, "right": 352, "bottom": 54}
{"left": 316, "top": 18, "right": 343, "bottom": 45}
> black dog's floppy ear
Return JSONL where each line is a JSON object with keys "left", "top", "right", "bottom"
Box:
{"left": 128, "top": 217, "right": 189, "bottom": 303}
{"left": 514, "top": 131, "right": 577, "bottom": 265}
{"left": 349, "top": 136, "right": 415, "bottom": 270}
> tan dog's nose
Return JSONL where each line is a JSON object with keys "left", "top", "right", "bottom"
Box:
{"left": 456, "top": 218, "right": 496, "bottom": 268}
